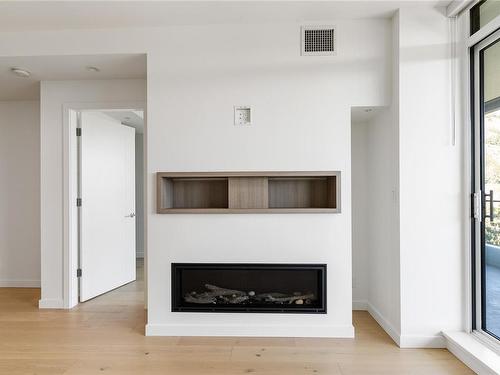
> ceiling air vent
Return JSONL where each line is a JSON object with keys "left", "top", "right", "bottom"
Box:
{"left": 301, "top": 26, "right": 336, "bottom": 56}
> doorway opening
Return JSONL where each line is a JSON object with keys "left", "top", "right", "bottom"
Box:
{"left": 350, "top": 106, "right": 400, "bottom": 333}
{"left": 73, "top": 109, "right": 145, "bottom": 305}
{"left": 0, "top": 53, "right": 147, "bottom": 310}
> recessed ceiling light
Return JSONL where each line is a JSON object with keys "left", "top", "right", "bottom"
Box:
{"left": 11, "top": 67, "right": 31, "bottom": 78}
{"left": 86, "top": 66, "right": 100, "bottom": 73}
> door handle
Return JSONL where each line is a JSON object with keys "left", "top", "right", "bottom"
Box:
{"left": 125, "top": 213, "right": 136, "bottom": 218}
{"left": 485, "top": 190, "right": 495, "bottom": 222}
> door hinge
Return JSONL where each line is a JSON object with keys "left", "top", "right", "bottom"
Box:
{"left": 76, "top": 128, "right": 82, "bottom": 137}
{"left": 77, "top": 268, "right": 82, "bottom": 277}
{"left": 76, "top": 198, "right": 82, "bottom": 207}
{"left": 473, "top": 191, "right": 482, "bottom": 221}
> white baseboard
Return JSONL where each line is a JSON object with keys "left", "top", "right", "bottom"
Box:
{"left": 399, "top": 334, "right": 446, "bottom": 348}
{"left": 444, "top": 331, "right": 500, "bottom": 374}
{"left": 146, "top": 324, "right": 355, "bottom": 338}
{"left": 38, "top": 298, "right": 64, "bottom": 309}
{"left": 0, "top": 279, "right": 40, "bottom": 288}
{"left": 352, "top": 300, "right": 368, "bottom": 310}
{"left": 366, "top": 302, "right": 401, "bottom": 347}
{"left": 364, "top": 302, "right": 445, "bottom": 348}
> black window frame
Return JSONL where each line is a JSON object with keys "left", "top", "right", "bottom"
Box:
{"left": 471, "top": 0, "right": 500, "bottom": 35}
{"left": 470, "top": 0, "right": 485, "bottom": 35}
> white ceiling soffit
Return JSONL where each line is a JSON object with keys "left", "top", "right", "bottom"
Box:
{"left": 446, "top": 0, "right": 475, "bottom": 17}
{"left": 0, "top": 53, "right": 146, "bottom": 101}
{"left": 101, "top": 110, "right": 145, "bottom": 133}
{"left": 0, "top": 1, "right": 453, "bottom": 32}
{"left": 351, "top": 106, "right": 384, "bottom": 123}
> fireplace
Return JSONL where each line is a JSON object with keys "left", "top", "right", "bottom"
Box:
{"left": 171, "top": 263, "right": 327, "bottom": 313}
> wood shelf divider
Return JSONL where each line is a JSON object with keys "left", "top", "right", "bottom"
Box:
{"left": 156, "top": 171, "right": 340, "bottom": 214}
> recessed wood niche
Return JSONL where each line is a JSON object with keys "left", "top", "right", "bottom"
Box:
{"left": 157, "top": 172, "right": 340, "bottom": 214}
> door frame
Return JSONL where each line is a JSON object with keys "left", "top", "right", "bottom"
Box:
{"left": 458, "top": 6, "right": 500, "bottom": 353}
{"left": 471, "top": 27, "right": 500, "bottom": 351}
{"left": 62, "top": 101, "right": 146, "bottom": 308}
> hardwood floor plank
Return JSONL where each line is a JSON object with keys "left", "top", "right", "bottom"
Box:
{"left": 0, "top": 265, "right": 473, "bottom": 374}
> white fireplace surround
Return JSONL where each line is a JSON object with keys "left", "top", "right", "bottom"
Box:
{"left": 146, "top": 213, "right": 355, "bottom": 337}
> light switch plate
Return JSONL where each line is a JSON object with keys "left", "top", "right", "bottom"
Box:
{"left": 234, "top": 106, "right": 252, "bottom": 126}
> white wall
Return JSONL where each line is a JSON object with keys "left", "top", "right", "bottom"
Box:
{"left": 351, "top": 7, "right": 463, "bottom": 349}
{"left": 352, "top": 8, "right": 463, "bottom": 349}
{"left": 0, "top": 101, "right": 40, "bottom": 287}
{"left": 135, "top": 133, "right": 144, "bottom": 258}
{"left": 39, "top": 80, "right": 146, "bottom": 308}
{"left": 366, "top": 108, "right": 401, "bottom": 342}
{"left": 351, "top": 120, "right": 369, "bottom": 308}
{"left": 397, "top": 8, "right": 463, "bottom": 347}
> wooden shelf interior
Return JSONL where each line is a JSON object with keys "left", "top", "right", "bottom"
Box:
{"left": 157, "top": 172, "right": 339, "bottom": 213}
{"left": 268, "top": 177, "right": 336, "bottom": 209}
{"left": 161, "top": 178, "right": 228, "bottom": 209}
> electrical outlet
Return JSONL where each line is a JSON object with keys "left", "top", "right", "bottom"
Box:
{"left": 234, "top": 106, "right": 252, "bottom": 126}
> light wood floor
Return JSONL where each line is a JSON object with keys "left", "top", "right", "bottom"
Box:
{"left": 0, "top": 264, "right": 473, "bottom": 375}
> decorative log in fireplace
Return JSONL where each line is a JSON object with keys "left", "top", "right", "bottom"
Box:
{"left": 171, "top": 263, "right": 327, "bottom": 313}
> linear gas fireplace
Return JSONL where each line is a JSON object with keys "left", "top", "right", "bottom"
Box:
{"left": 171, "top": 263, "right": 326, "bottom": 313}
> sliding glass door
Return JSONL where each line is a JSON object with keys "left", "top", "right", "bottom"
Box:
{"left": 473, "top": 28, "right": 500, "bottom": 341}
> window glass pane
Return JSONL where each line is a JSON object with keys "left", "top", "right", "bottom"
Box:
{"left": 484, "top": 40, "right": 500, "bottom": 106}
{"left": 471, "top": 0, "right": 500, "bottom": 35}
{"left": 483, "top": 39, "right": 500, "bottom": 339}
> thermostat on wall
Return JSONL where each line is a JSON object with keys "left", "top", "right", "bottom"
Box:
{"left": 234, "top": 106, "right": 252, "bottom": 126}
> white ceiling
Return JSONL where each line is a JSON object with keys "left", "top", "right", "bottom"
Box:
{"left": 0, "top": 1, "right": 452, "bottom": 32}
{"left": 0, "top": 54, "right": 146, "bottom": 100}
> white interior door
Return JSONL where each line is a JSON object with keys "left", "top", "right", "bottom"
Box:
{"left": 79, "top": 111, "right": 136, "bottom": 302}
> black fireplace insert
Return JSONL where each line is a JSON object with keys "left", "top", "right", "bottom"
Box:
{"left": 171, "top": 263, "right": 326, "bottom": 313}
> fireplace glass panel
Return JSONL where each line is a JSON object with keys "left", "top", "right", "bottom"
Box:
{"left": 171, "top": 264, "right": 326, "bottom": 313}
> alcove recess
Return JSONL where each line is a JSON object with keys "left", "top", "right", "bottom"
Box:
{"left": 156, "top": 172, "right": 340, "bottom": 213}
